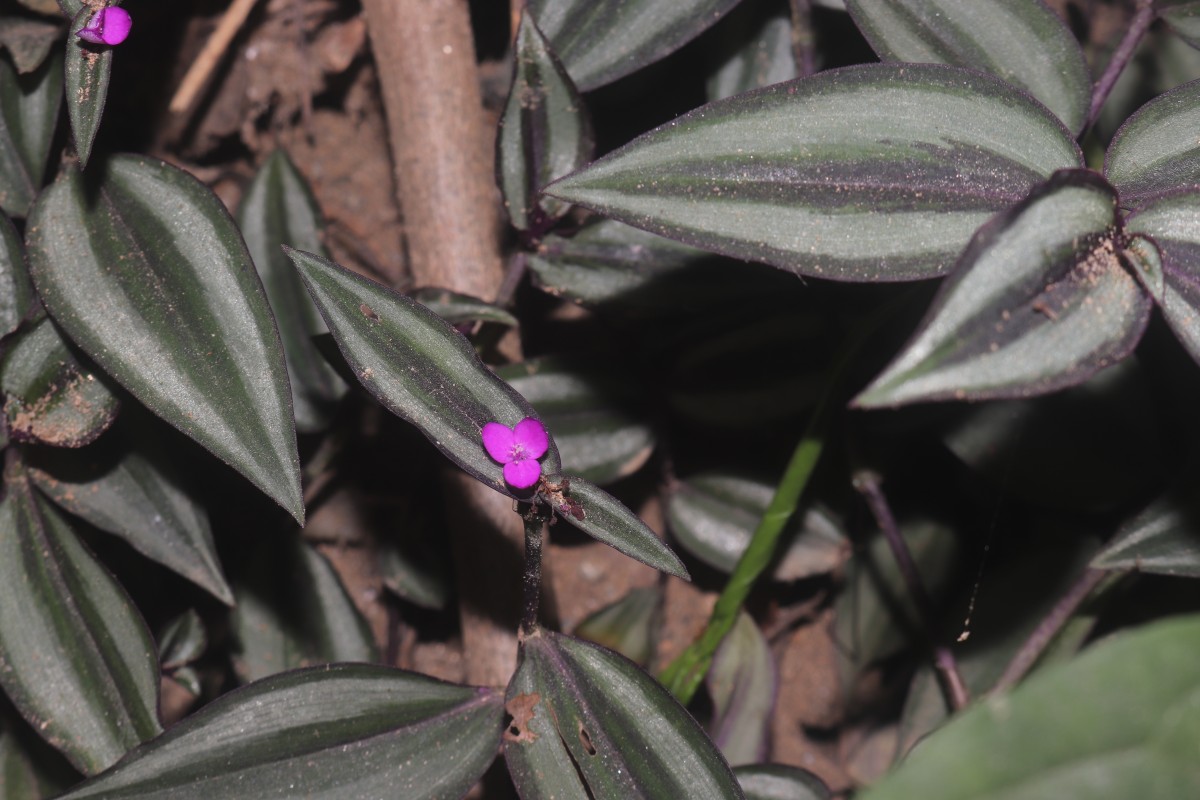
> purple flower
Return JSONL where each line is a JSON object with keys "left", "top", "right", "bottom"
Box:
{"left": 77, "top": 7, "right": 132, "bottom": 46}
{"left": 481, "top": 417, "right": 548, "bottom": 489}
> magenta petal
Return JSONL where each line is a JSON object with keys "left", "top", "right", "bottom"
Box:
{"left": 481, "top": 422, "right": 516, "bottom": 463}
{"left": 504, "top": 459, "right": 542, "bottom": 489}
{"left": 513, "top": 417, "right": 548, "bottom": 459}
{"left": 100, "top": 8, "right": 132, "bottom": 45}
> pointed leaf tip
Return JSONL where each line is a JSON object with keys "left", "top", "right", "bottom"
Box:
{"left": 25, "top": 156, "right": 304, "bottom": 523}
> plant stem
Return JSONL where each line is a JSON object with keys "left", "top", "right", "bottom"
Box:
{"left": 788, "top": 0, "right": 817, "bottom": 77}
{"left": 658, "top": 292, "right": 912, "bottom": 705}
{"left": 853, "top": 470, "right": 969, "bottom": 711}
{"left": 659, "top": 387, "right": 832, "bottom": 703}
{"left": 1085, "top": 0, "right": 1156, "bottom": 133}
{"left": 520, "top": 509, "right": 548, "bottom": 637}
{"left": 992, "top": 567, "right": 1108, "bottom": 694}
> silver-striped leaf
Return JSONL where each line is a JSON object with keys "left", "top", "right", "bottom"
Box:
{"left": 64, "top": 6, "right": 111, "bottom": 167}
{"left": 0, "top": 459, "right": 161, "bottom": 775}
{"left": 0, "top": 49, "right": 61, "bottom": 216}
{"left": 237, "top": 149, "right": 347, "bottom": 433}
{"left": 854, "top": 171, "right": 1149, "bottom": 407}
{"left": 846, "top": 0, "right": 1090, "bottom": 134}
{"left": 504, "top": 629, "right": 745, "bottom": 799}
{"left": 498, "top": 12, "right": 593, "bottom": 231}
{"left": 548, "top": 64, "right": 1082, "bottom": 282}
{"left": 284, "top": 247, "right": 561, "bottom": 497}
{"left": 1125, "top": 190, "right": 1200, "bottom": 365}
{"left": 529, "top": 0, "right": 743, "bottom": 91}
{"left": 0, "top": 212, "right": 34, "bottom": 337}
{"left": 1105, "top": 77, "right": 1200, "bottom": 205}
{"left": 54, "top": 665, "right": 505, "bottom": 800}
{"left": 25, "top": 156, "right": 304, "bottom": 523}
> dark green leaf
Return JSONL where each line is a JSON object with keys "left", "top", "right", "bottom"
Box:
{"left": 0, "top": 16, "right": 62, "bottom": 74}
{"left": 64, "top": 7, "right": 111, "bottom": 167}
{"left": 1092, "top": 483, "right": 1200, "bottom": 577}
{"left": 1, "top": 316, "right": 118, "bottom": 447}
{"left": 1125, "top": 191, "right": 1200, "bottom": 364}
{"left": 548, "top": 474, "right": 689, "bottom": 578}
{"left": 0, "top": 212, "right": 35, "bottom": 336}
{"left": 157, "top": 610, "right": 206, "bottom": 670}
{"left": 667, "top": 472, "right": 848, "bottom": 579}
{"left": 26, "top": 157, "right": 304, "bottom": 522}
{"left": 0, "top": 459, "right": 161, "bottom": 775}
{"left": 285, "top": 247, "right": 561, "bottom": 497}
{"left": 548, "top": 64, "right": 1082, "bottom": 282}
{"left": 846, "top": 0, "right": 1090, "bottom": 134}
{"left": 940, "top": 360, "right": 1163, "bottom": 513}
{"left": 854, "top": 171, "right": 1148, "bottom": 407}
{"left": 55, "top": 665, "right": 506, "bottom": 800}
{"left": 497, "top": 356, "right": 654, "bottom": 485}
{"left": 528, "top": 219, "right": 797, "bottom": 317}
{"left": 498, "top": 13, "right": 593, "bottom": 231}
{"left": 55, "top": 0, "right": 83, "bottom": 16}
{"left": 708, "top": 612, "right": 775, "bottom": 766}
{"left": 529, "top": 0, "right": 743, "bottom": 91}
{"left": 1106, "top": 77, "right": 1200, "bottom": 204}
{"left": 0, "top": 723, "right": 40, "bottom": 800}
{"left": 230, "top": 534, "right": 377, "bottom": 683}
{"left": 28, "top": 418, "right": 233, "bottom": 605}
{"left": 0, "top": 49, "right": 61, "bottom": 216}
{"left": 734, "top": 765, "right": 831, "bottom": 800}
{"left": 410, "top": 287, "right": 518, "bottom": 327}
{"left": 504, "top": 629, "right": 745, "bottom": 799}
{"left": 573, "top": 585, "right": 661, "bottom": 666}
{"left": 707, "top": 7, "right": 798, "bottom": 102}
{"left": 237, "top": 149, "right": 347, "bottom": 433}
{"left": 1162, "top": 2, "right": 1200, "bottom": 51}
{"left": 861, "top": 614, "right": 1200, "bottom": 799}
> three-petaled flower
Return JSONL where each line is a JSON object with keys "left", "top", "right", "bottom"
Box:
{"left": 77, "top": 7, "right": 132, "bottom": 46}
{"left": 481, "top": 417, "right": 548, "bottom": 489}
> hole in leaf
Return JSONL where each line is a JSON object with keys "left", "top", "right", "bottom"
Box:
{"left": 504, "top": 692, "right": 541, "bottom": 744}
{"left": 578, "top": 721, "right": 597, "bottom": 756}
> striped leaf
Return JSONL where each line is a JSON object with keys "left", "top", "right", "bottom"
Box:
{"left": 25, "top": 157, "right": 304, "bottom": 523}
{"left": 64, "top": 7, "right": 112, "bottom": 167}
{"left": 667, "top": 472, "right": 848, "bottom": 580}
{"left": 1162, "top": 1, "right": 1200, "bottom": 50}
{"left": 860, "top": 615, "right": 1200, "bottom": 800}
{"left": 55, "top": 666, "right": 505, "bottom": 800}
{"left": 0, "top": 212, "right": 34, "bottom": 337}
{"left": 285, "top": 248, "right": 561, "bottom": 497}
{"left": 1092, "top": 482, "right": 1200, "bottom": 577}
{"left": 0, "top": 16, "right": 61, "bottom": 74}
{"left": 0, "top": 316, "right": 118, "bottom": 447}
{"left": 1106, "top": 77, "right": 1200, "bottom": 205}
{"left": 528, "top": 219, "right": 795, "bottom": 317}
{"left": 548, "top": 64, "right": 1082, "bottom": 282}
{"left": 846, "top": 0, "right": 1090, "bottom": 134}
{"left": 854, "top": 171, "right": 1149, "bottom": 407}
{"left": 504, "top": 629, "right": 745, "bottom": 800}
{"left": 410, "top": 287, "right": 518, "bottom": 327}
{"left": 237, "top": 149, "right": 346, "bottom": 433}
{"left": 550, "top": 474, "right": 689, "bottom": 578}
{"left": 28, "top": 418, "right": 233, "bottom": 606}
{"left": 0, "top": 459, "right": 161, "bottom": 775}
{"left": 573, "top": 585, "right": 662, "bottom": 667}
{"left": 735, "top": 765, "right": 831, "bottom": 800}
{"left": 230, "top": 534, "right": 377, "bottom": 683}
{"left": 709, "top": 613, "right": 775, "bottom": 766}
{"left": 498, "top": 13, "right": 593, "bottom": 231}
{"left": 529, "top": 0, "right": 742, "bottom": 91}
{"left": 707, "top": 7, "right": 798, "bottom": 102}
{"left": 497, "top": 356, "right": 654, "bottom": 485}
{"left": 0, "top": 49, "right": 61, "bottom": 216}
{"left": 1124, "top": 190, "right": 1200, "bottom": 364}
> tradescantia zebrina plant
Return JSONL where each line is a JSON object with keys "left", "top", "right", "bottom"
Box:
{"left": 0, "top": 0, "right": 1199, "bottom": 798}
